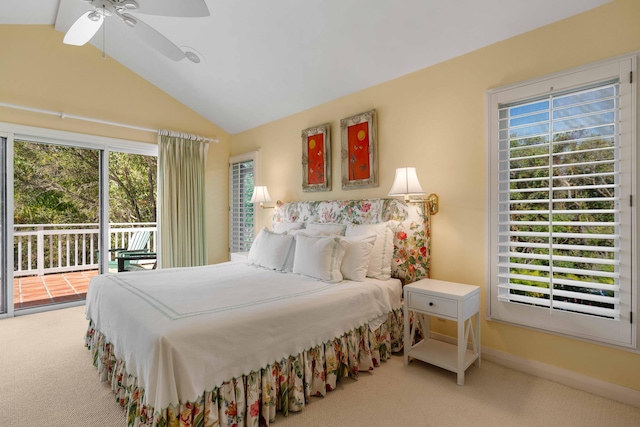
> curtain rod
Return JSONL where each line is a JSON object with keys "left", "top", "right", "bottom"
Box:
{"left": 0, "top": 101, "right": 219, "bottom": 143}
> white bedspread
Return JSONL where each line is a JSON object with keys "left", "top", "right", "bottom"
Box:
{"left": 85, "top": 261, "right": 400, "bottom": 410}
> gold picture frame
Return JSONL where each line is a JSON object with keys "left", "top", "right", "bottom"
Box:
{"left": 340, "top": 109, "right": 378, "bottom": 190}
{"left": 301, "top": 123, "right": 331, "bottom": 192}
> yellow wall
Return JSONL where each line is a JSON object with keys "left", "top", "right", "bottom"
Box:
{"left": 0, "top": 25, "right": 231, "bottom": 264}
{"left": 2, "top": 1, "right": 639, "bottom": 392}
{"left": 231, "top": 0, "right": 640, "bottom": 390}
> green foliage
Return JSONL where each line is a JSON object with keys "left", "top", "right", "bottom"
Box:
{"left": 14, "top": 141, "right": 99, "bottom": 224}
{"left": 14, "top": 141, "right": 156, "bottom": 225}
{"left": 241, "top": 162, "right": 254, "bottom": 227}
{"left": 108, "top": 151, "right": 157, "bottom": 223}
{"left": 507, "top": 129, "right": 616, "bottom": 312}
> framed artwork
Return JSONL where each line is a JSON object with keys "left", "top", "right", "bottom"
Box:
{"left": 301, "top": 123, "right": 331, "bottom": 192}
{"left": 340, "top": 109, "right": 378, "bottom": 190}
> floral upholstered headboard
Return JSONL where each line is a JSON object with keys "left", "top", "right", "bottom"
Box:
{"left": 272, "top": 198, "right": 430, "bottom": 283}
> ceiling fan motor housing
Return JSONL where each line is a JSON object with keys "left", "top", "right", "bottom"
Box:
{"left": 85, "top": 0, "right": 140, "bottom": 16}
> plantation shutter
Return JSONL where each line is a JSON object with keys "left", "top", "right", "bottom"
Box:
{"left": 229, "top": 159, "right": 254, "bottom": 253}
{"left": 496, "top": 81, "right": 622, "bottom": 320}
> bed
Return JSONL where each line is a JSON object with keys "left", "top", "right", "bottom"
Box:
{"left": 85, "top": 198, "right": 431, "bottom": 427}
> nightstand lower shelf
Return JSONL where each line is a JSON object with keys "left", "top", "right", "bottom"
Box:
{"left": 407, "top": 338, "right": 478, "bottom": 374}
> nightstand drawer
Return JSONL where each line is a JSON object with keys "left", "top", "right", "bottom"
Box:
{"left": 407, "top": 292, "right": 457, "bottom": 318}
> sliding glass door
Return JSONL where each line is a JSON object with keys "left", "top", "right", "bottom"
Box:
{"left": 13, "top": 139, "right": 101, "bottom": 311}
{"left": 107, "top": 151, "right": 157, "bottom": 273}
{"left": 0, "top": 125, "right": 158, "bottom": 317}
{"left": 0, "top": 136, "right": 6, "bottom": 315}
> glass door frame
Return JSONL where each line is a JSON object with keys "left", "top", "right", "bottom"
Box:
{"left": 0, "top": 133, "right": 8, "bottom": 317}
{"left": 0, "top": 122, "right": 157, "bottom": 318}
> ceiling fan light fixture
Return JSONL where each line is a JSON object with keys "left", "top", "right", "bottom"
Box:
{"left": 88, "top": 11, "right": 102, "bottom": 21}
{"left": 119, "top": 0, "right": 139, "bottom": 10}
{"left": 120, "top": 13, "right": 137, "bottom": 27}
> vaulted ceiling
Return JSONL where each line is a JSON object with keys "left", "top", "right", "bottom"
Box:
{"left": 1, "top": 0, "right": 612, "bottom": 134}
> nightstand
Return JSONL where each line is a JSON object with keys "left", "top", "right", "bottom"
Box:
{"left": 403, "top": 278, "right": 480, "bottom": 385}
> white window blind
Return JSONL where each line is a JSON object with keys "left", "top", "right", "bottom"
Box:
{"left": 229, "top": 158, "right": 254, "bottom": 253}
{"left": 498, "top": 81, "right": 621, "bottom": 318}
{"left": 488, "top": 56, "right": 635, "bottom": 347}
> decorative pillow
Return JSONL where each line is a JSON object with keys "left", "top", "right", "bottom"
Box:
{"left": 340, "top": 235, "right": 377, "bottom": 282}
{"left": 247, "top": 227, "right": 296, "bottom": 271}
{"left": 273, "top": 222, "right": 304, "bottom": 234}
{"left": 305, "top": 222, "right": 347, "bottom": 236}
{"left": 292, "top": 234, "right": 347, "bottom": 282}
{"left": 288, "top": 228, "right": 332, "bottom": 237}
{"left": 345, "top": 221, "right": 398, "bottom": 280}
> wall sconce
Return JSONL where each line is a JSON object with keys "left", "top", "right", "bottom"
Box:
{"left": 250, "top": 186, "right": 281, "bottom": 209}
{"left": 387, "top": 167, "right": 439, "bottom": 215}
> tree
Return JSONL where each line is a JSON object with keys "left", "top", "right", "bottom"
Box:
{"left": 108, "top": 152, "right": 157, "bottom": 223}
{"left": 507, "top": 129, "right": 616, "bottom": 312}
{"left": 13, "top": 140, "right": 156, "bottom": 225}
{"left": 14, "top": 141, "right": 99, "bottom": 224}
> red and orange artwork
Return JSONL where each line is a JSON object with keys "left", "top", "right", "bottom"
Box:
{"left": 347, "top": 122, "right": 370, "bottom": 181}
{"left": 307, "top": 133, "right": 325, "bottom": 185}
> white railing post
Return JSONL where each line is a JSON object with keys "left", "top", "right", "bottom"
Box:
{"left": 36, "top": 225, "right": 45, "bottom": 276}
{"left": 17, "top": 236, "right": 23, "bottom": 274}
{"left": 27, "top": 236, "right": 32, "bottom": 271}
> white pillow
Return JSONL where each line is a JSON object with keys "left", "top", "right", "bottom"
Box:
{"left": 345, "top": 221, "right": 398, "bottom": 280}
{"left": 293, "top": 234, "right": 347, "bottom": 282}
{"left": 340, "top": 235, "right": 377, "bottom": 281}
{"left": 248, "top": 227, "right": 296, "bottom": 271}
{"left": 288, "top": 229, "right": 332, "bottom": 237}
{"left": 273, "top": 222, "right": 304, "bottom": 234}
{"left": 306, "top": 222, "right": 347, "bottom": 236}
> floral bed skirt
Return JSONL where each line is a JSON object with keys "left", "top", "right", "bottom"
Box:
{"left": 85, "top": 307, "right": 404, "bottom": 427}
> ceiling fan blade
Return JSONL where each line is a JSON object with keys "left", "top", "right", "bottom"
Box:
{"left": 128, "top": 15, "right": 186, "bottom": 61}
{"left": 136, "top": 0, "right": 210, "bottom": 17}
{"left": 63, "top": 11, "right": 104, "bottom": 46}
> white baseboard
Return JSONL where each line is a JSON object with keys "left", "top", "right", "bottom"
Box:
{"left": 429, "top": 331, "right": 640, "bottom": 408}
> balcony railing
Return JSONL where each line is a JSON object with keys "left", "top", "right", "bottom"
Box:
{"left": 14, "top": 223, "right": 157, "bottom": 277}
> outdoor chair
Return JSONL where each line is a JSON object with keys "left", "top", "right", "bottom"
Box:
{"left": 108, "top": 230, "right": 156, "bottom": 272}
{"left": 115, "top": 251, "right": 157, "bottom": 272}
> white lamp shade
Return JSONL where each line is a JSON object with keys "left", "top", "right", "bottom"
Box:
{"left": 388, "top": 167, "right": 425, "bottom": 196}
{"left": 250, "top": 186, "right": 272, "bottom": 203}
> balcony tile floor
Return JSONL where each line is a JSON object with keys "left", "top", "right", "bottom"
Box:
{"left": 13, "top": 270, "right": 99, "bottom": 310}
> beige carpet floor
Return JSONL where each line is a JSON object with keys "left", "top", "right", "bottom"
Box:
{"left": 1, "top": 305, "right": 639, "bottom": 426}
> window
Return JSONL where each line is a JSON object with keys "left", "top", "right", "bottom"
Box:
{"left": 487, "top": 55, "right": 636, "bottom": 348}
{"left": 229, "top": 152, "right": 256, "bottom": 254}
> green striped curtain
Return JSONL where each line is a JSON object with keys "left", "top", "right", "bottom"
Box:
{"left": 157, "top": 132, "right": 209, "bottom": 268}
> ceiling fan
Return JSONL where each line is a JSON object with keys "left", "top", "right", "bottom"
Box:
{"left": 63, "top": 0, "right": 209, "bottom": 61}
